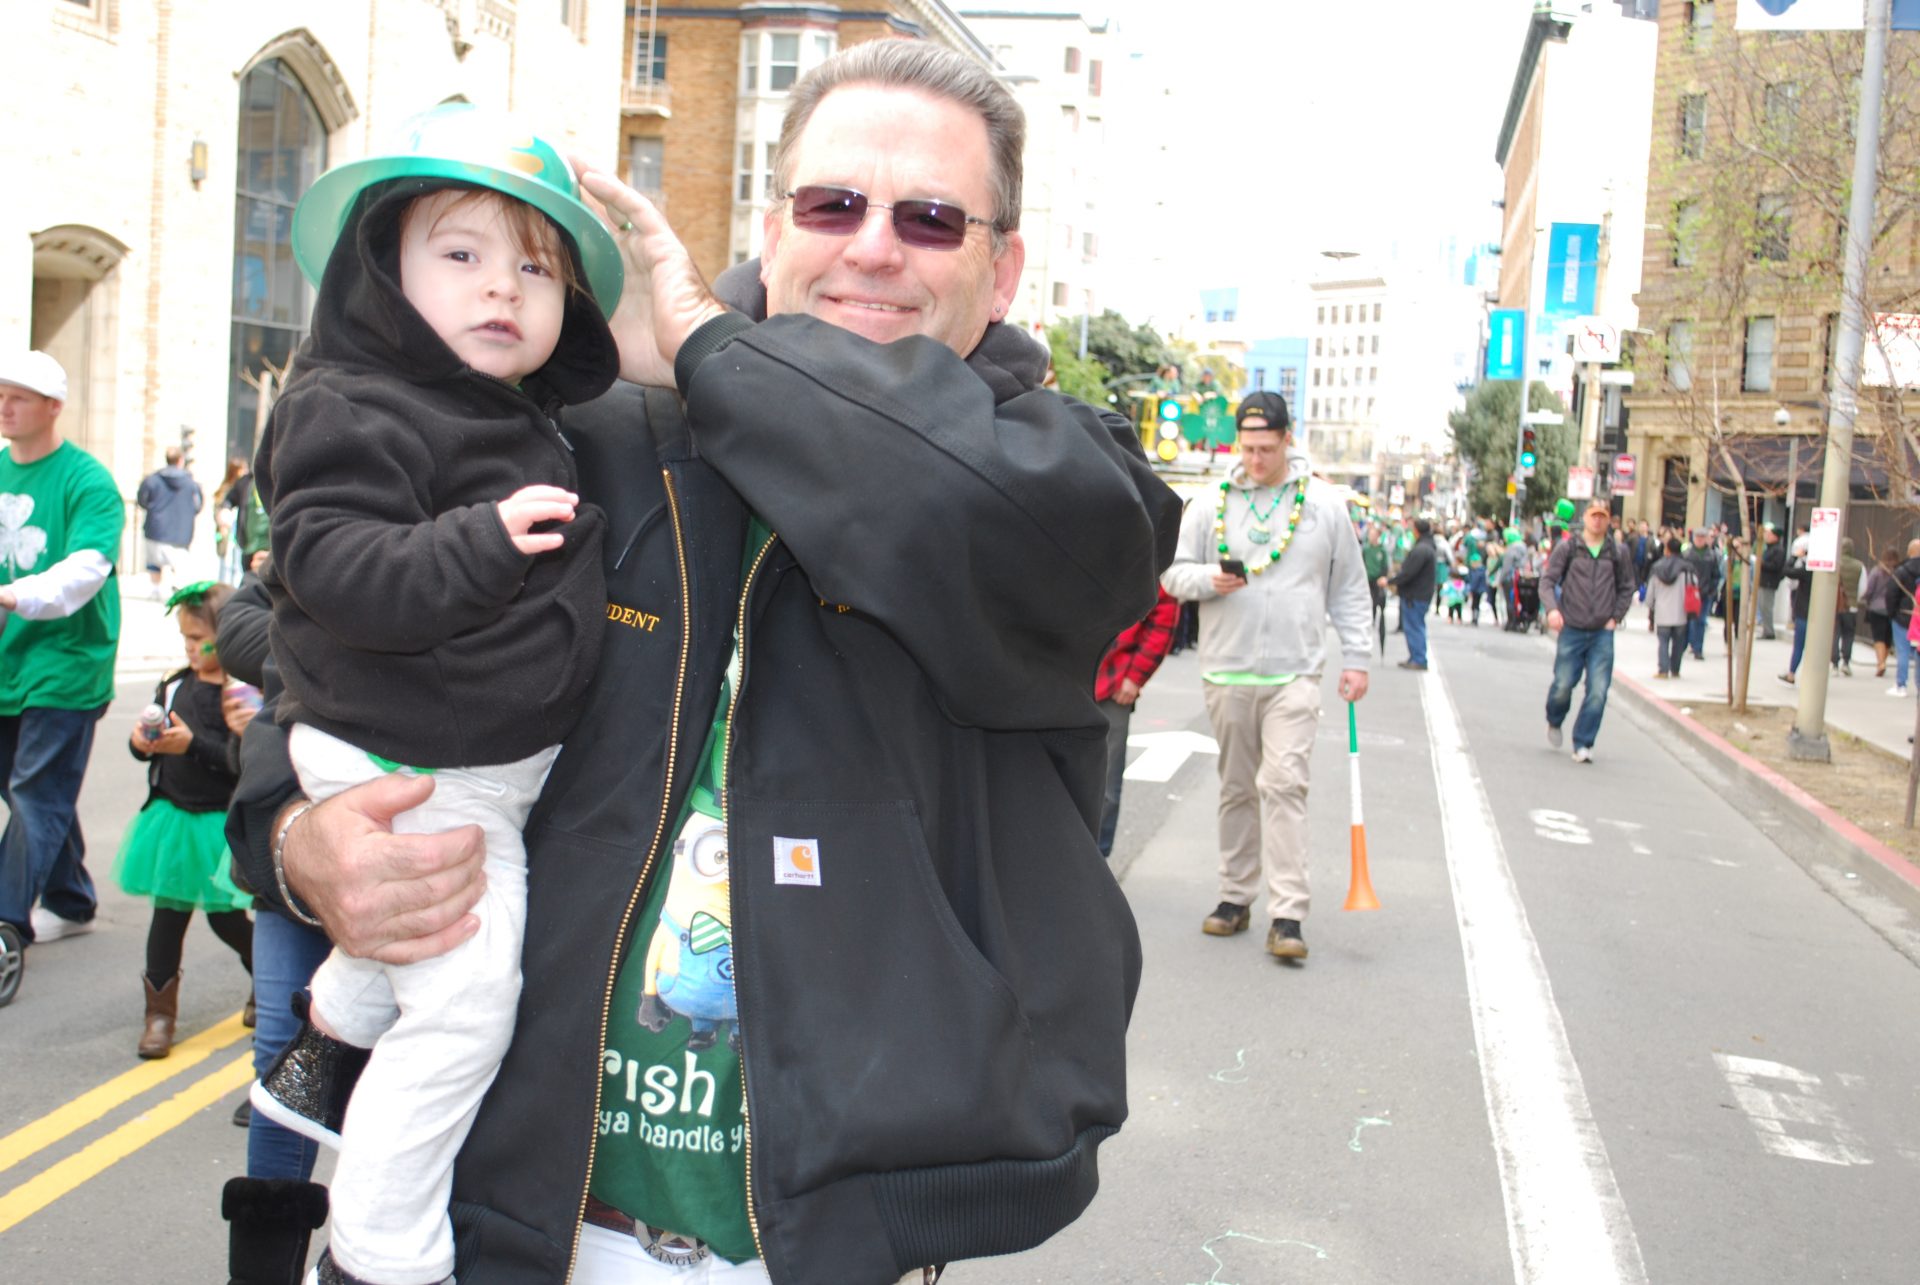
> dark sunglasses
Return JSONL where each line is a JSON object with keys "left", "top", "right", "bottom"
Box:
{"left": 785, "top": 185, "right": 992, "bottom": 251}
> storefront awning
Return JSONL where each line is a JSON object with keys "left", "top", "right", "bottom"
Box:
{"left": 1704, "top": 433, "right": 1919, "bottom": 501}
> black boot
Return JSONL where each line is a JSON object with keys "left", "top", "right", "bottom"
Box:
{"left": 223, "top": 1176, "right": 329, "bottom": 1285}
{"left": 251, "top": 991, "right": 371, "bottom": 1148}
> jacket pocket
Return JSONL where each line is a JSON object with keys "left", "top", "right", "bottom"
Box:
{"left": 726, "top": 794, "right": 1036, "bottom": 1194}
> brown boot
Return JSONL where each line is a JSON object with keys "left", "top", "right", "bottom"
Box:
{"left": 139, "top": 972, "right": 180, "bottom": 1059}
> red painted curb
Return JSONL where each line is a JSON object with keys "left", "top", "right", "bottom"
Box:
{"left": 1618, "top": 673, "right": 1920, "bottom": 894}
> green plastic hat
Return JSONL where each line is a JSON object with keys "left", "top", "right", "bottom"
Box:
{"left": 292, "top": 103, "right": 623, "bottom": 317}
{"left": 1504, "top": 527, "right": 1522, "bottom": 545}
{"left": 1554, "top": 498, "right": 1577, "bottom": 522}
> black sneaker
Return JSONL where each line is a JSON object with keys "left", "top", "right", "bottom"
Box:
{"left": 1201, "top": 902, "right": 1251, "bottom": 936}
{"left": 249, "top": 991, "right": 370, "bottom": 1149}
{"left": 1267, "top": 918, "right": 1308, "bottom": 960}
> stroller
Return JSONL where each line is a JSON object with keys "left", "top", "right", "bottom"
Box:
{"left": 1507, "top": 574, "right": 1542, "bottom": 633}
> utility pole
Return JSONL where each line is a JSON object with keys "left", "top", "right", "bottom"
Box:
{"left": 1790, "top": 0, "right": 1889, "bottom": 762}
{"left": 1510, "top": 228, "right": 1546, "bottom": 526}
{"left": 1578, "top": 209, "right": 1613, "bottom": 474}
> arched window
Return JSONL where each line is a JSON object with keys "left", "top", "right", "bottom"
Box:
{"left": 228, "top": 58, "right": 327, "bottom": 465}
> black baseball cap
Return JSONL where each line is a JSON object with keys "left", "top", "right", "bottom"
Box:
{"left": 1236, "top": 391, "right": 1291, "bottom": 432}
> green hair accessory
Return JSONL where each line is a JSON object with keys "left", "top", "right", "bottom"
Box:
{"left": 164, "top": 581, "right": 219, "bottom": 612}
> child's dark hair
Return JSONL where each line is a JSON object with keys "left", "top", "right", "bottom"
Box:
{"left": 399, "top": 186, "right": 585, "bottom": 298}
{"left": 174, "top": 582, "right": 235, "bottom": 633}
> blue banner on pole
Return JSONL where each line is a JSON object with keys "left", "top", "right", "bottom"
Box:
{"left": 1487, "top": 309, "right": 1525, "bottom": 380}
{"left": 1540, "top": 222, "right": 1600, "bottom": 339}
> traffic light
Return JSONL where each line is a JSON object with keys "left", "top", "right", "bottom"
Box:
{"left": 1519, "top": 427, "right": 1538, "bottom": 474}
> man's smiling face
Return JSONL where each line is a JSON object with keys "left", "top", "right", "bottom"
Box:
{"left": 760, "top": 84, "right": 1023, "bottom": 358}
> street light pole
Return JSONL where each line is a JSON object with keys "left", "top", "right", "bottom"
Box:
{"left": 1789, "top": 0, "right": 1889, "bottom": 763}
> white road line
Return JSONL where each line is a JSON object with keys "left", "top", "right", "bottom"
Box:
{"left": 1419, "top": 652, "right": 1649, "bottom": 1285}
{"left": 1715, "top": 1054, "right": 1872, "bottom": 1167}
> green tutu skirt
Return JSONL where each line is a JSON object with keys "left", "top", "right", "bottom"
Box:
{"left": 113, "top": 798, "right": 252, "bottom": 912}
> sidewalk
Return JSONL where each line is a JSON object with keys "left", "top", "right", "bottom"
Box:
{"left": 1606, "top": 593, "right": 1917, "bottom": 760}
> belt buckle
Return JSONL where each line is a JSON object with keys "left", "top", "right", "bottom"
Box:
{"left": 637, "top": 1222, "right": 711, "bottom": 1271}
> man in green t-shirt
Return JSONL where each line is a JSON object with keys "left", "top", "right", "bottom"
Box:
{"left": 0, "top": 350, "right": 124, "bottom": 987}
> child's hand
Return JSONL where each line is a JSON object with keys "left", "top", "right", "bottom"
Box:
{"left": 147, "top": 713, "right": 194, "bottom": 757}
{"left": 496, "top": 485, "right": 578, "bottom": 556}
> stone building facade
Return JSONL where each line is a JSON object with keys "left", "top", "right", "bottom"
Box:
{"left": 1625, "top": 5, "right": 1920, "bottom": 543}
{"left": 2, "top": 0, "right": 626, "bottom": 563}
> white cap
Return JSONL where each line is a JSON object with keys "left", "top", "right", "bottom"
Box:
{"left": 0, "top": 351, "right": 68, "bottom": 401}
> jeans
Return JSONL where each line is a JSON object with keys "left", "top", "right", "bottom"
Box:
{"left": 1757, "top": 585, "right": 1778, "bottom": 637}
{"left": 1403, "top": 596, "right": 1430, "bottom": 666}
{"left": 1657, "top": 625, "right": 1687, "bottom": 676}
{"left": 0, "top": 705, "right": 106, "bottom": 939}
{"left": 248, "top": 907, "right": 334, "bottom": 1180}
{"left": 1095, "top": 697, "right": 1130, "bottom": 857}
{"left": 1896, "top": 623, "right": 1913, "bottom": 688}
{"left": 1834, "top": 613, "right": 1857, "bottom": 666}
{"left": 1546, "top": 626, "right": 1615, "bottom": 751}
{"left": 1467, "top": 567, "right": 1488, "bottom": 622}
{"left": 1789, "top": 616, "right": 1808, "bottom": 673}
{"left": 1686, "top": 611, "right": 1710, "bottom": 659}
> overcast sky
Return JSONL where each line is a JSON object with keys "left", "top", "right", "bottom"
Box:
{"left": 1078, "top": 0, "right": 1545, "bottom": 328}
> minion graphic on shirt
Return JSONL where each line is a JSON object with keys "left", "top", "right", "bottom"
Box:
{"left": 637, "top": 813, "right": 738, "bottom": 1052}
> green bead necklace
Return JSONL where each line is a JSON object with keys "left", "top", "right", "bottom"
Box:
{"left": 1215, "top": 476, "right": 1308, "bottom": 575}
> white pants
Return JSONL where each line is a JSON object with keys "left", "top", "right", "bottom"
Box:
{"left": 290, "top": 724, "right": 558, "bottom": 1285}
{"left": 574, "top": 1224, "right": 932, "bottom": 1284}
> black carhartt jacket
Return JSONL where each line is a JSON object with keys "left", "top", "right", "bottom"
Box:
{"left": 234, "top": 287, "right": 1179, "bottom": 1283}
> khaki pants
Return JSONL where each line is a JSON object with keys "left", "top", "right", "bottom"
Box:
{"left": 1202, "top": 679, "right": 1322, "bottom": 922}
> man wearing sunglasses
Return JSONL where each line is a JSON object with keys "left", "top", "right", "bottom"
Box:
{"left": 236, "top": 39, "right": 1178, "bottom": 1285}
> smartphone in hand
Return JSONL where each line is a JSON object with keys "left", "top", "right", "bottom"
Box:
{"left": 1220, "top": 558, "right": 1247, "bottom": 579}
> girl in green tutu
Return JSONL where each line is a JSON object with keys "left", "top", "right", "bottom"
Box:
{"left": 113, "top": 581, "right": 252, "bottom": 1059}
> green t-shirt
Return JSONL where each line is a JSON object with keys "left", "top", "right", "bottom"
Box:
{"left": 589, "top": 521, "right": 773, "bottom": 1264}
{"left": 0, "top": 441, "right": 123, "bottom": 713}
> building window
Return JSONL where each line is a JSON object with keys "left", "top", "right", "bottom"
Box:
{"left": 741, "top": 35, "right": 758, "bottom": 92}
{"left": 633, "top": 32, "right": 666, "bottom": 84}
{"left": 229, "top": 58, "right": 327, "bottom": 464}
{"left": 1755, "top": 194, "right": 1791, "bottom": 261}
{"left": 1369, "top": 366, "right": 1378, "bottom": 384}
{"left": 1743, "top": 316, "right": 1776, "bottom": 393}
{"left": 1317, "top": 306, "right": 1325, "bottom": 323}
{"left": 628, "top": 136, "right": 664, "bottom": 202}
{"left": 1679, "top": 93, "right": 1706, "bottom": 158}
{"left": 560, "top": 0, "right": 588, "bottom": 41}
{"left": 1314, "top": 337, "right": 1322, "bottom": 355}
{"left": 1668, "top": 320, "right": 1694, "bottom": 392}
{"left": 1372, "top": 334, "right": 1380, "bottom": 354}
{"left": 1312, "top": 368, "right": 1321, "bottom": 386}
{"left": 1688, "top": 1, "right": 1714, "bottom": 50}
{"left": 1345, "top": 304, "right": 1353, "bottom": 323}
{"left": 1052, "top": 281, "right": 1069, "bottom": 307}
{"left": 768, "top": 33, "right": 800, "bottom": 90}
{"left": 1279, "top": 368, "right": 1297, "bottom": 403}
{"left": 1064, "top": 46, "right": 1081, "bottom": 73}
{"left": 1253, "top": 368, "right": 1266, "bottom": 390}
{"left": 1089, "top": 60, "right": 1103, "bottom": 96}
{"left": 1764, "top": 81, "right": 1799, "bottom": 144}
{"left": 1672, "top": 199, "right": 1701, "bottom": 267}
{"left": 1222, "top": 308, "right": 1235, "bottom": 322}
{"left": 736, "top": 143, "right": 753, "bottom": 200}
{"left": 1373, "top": 302, "right": 1382, "bottom": 322}
{"left": 1083, "top": 231, "right": 1097, "bottom": 259}
{"left": 1311, "top": 398, "right": 1320, "bottom": 419}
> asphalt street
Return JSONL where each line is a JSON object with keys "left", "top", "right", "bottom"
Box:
{"left": 6, "top": 622, "right": 1920, "bottom": 1283}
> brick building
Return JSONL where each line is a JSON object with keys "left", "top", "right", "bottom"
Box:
{"left": 616, "top": 0, "right": 992, "bottom": 284}
{"left": 1625, "top": 4, "right": 1920, "bottom": 543}
{"left": 2, "top": 0, "right": 625, "bottom": 565}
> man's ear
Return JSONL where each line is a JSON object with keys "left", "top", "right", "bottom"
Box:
{"left": 990, "top": 229, "right": 1025, "bottom": 318}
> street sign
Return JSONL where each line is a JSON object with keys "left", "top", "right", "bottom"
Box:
{"left": 1522, "top": 409, "right": 1565, "bottom": 425}
{"left": 1610, "top": 453, "right": 1637, "bottom": 496}
{"left": 1389, "top": 483, "right": 1406, "bottom": 506}
{"left": 1807, "top": 507, "right": 1842, "bottom": 572}
{"left": 1570, "top": 317, "right": 1621, "bottom": 364}
{"left": 1506, "top": 476, "right": 1517, "bottom": 497}
{"left": 1567, "top": 467, "right": 1595, "bottom": 499}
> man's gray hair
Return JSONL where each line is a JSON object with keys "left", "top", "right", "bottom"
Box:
{"left": 773, "top": 41, "right": 1025, "bottom": 245}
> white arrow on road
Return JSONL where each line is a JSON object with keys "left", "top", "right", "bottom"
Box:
{"left": 1123, "top": 730, "right": 1219, "bottom": 782}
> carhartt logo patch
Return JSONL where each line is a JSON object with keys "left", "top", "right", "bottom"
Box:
{"left": 773, "top": 837, "right": 822, "bottom": 887}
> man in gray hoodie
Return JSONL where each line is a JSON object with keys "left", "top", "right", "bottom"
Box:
{"left": 1163, "top": 392, "right": 1372, "bottom": 962}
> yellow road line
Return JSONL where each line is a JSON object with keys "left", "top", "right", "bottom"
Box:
{"left": 0, "top": 1050, "right": 255, "bottom": 1234}
{"left": 0, "top": 1012, "right": 250, "bottom": 1178}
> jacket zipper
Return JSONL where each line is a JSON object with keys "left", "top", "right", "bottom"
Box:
{"left": 564, "top": 468, "right": 695, "bottom": 1282}
{"left": 724, "top": 530, "right": 779, "bottom": 1265}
